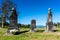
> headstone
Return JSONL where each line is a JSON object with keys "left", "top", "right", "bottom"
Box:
{"left": 45, "top": 8, "right": 53, "bottom": 32}
{"left": 7, "top": 8, "right": 19, "bottom": 34}
{"left": 30, "top": 20, "right": 36, "bottom": 32}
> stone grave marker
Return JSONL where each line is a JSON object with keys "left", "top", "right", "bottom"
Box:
{"left": 7, "top": 8, "right": 19, "bottom": 34}
{"left": 45, "top": 8, "right": 53, "bottom": 32}
{"left": 30, "top": 20, "right": 36, "bottom": 32}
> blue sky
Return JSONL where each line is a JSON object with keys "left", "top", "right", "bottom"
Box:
{"left": 0, "top": 0, "right": 60, "bottom": 26}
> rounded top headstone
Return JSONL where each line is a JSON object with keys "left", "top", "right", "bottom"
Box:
{"left": 31, "top": 20, "right": 36, "bottom": 23}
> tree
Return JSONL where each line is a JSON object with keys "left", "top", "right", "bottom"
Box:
{"left": 19, "top": 24, "right": 30, "bottom": 28}
{"left": 0, "top": 0, "right": 16, "bottom": 28}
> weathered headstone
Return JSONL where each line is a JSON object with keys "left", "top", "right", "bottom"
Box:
{"left": 45, "top": 8, "right": 53, "bottom": 32}
{"left": 7, "top": 8, "right": 19, "bottom": 34}
{"left": 30, "top": 20, "right": 36, "bottom": 32}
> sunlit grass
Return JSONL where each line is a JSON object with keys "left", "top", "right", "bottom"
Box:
{"left": 0, "top": 28, "right": 60, "bottom": 40}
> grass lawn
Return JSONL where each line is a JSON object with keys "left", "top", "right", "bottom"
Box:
{"left": 0, "top": 28, "right": 60, "bottom": 40}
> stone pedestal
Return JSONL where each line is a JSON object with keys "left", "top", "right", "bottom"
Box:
{"left": 45, "top": 8, "right": 53, "bottom": 32}
{"left": 30, "top": 20, "right": 36, "bottom": 32}
{"left": 7, "top": 8, "right": 19, "bottom": 34}
{"left": 45, "top": 22, "right": 53, "bottom": 32}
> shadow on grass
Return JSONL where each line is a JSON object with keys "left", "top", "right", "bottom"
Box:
{"left": 20, "top": 30, "right": 28, "bottom": 34}
{"left": 36, "top": 30, "right": 45, "bottom": 33}
{"left": 36, "top": 30, "right": 59, "bottom": 33}
{"left": 52, "top": 30, "right": 59, "bottom": 32}
{"left": 15, "top": 30, "right": 59, "bottom": 35}
{"left": 15, "top": 30, "right": 29, "bottom": 35}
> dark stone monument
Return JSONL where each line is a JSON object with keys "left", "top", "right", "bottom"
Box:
{"left": 30, "top": 20, "right": 36, "bottom": 32}
{"left": 7, "top": 8, "right": 19, "bottom": 34}
{"left": 45, "top": 8, "right": 53, "bottom": 32}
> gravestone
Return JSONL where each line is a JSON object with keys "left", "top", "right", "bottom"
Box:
{"left": 7, "top": 8, "right": 19, "bottom": 34}
{"left": 30, "top": 20, "right": 36, "bottom": 32}
{"left": 45, "top": 8, "right": 53, "bottom": 32}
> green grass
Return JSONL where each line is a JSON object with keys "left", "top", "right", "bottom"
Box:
{"left": 0, "top": 28, "right": 60, "bottom": 40}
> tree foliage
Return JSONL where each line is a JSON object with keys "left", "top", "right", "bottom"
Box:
{"left": 0, "top": 0, "right": 16, "bottom": 28}
{"left": 18, "top": 24, "right": 30, "bottom": 28}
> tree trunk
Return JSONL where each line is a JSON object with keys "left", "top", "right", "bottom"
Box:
{"left": 2, "top": 17, "right": 4, "bottom": 28}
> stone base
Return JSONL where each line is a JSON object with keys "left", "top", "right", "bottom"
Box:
{"left": 30, "top": 30, "right": 35, "bottom": 32}
{"left": 7, "top": 29, "right": 19, "bottom": 34}
{"left": 7, "top": 27, "right": 19, "bottom": 34}
{"left": 7, "top": 25, "right": 19, "bottom": 34}
{"left": 30, "top": 29, "right": 36, "bottom": 32}
{"left": 7, "top": 30, "right": 12, "bottom": 34}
